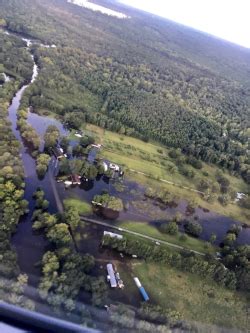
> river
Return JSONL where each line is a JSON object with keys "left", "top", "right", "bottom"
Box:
{"left": 7, "top": 37, "right": 65, "bottom": 286}
{"left": 6, "top": 32, "right": 250, "bottom": 288}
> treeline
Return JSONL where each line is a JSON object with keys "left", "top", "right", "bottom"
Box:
{"left": 102, "top": 235, "right": 249, "bottom": 292}
{"left": 0, "top": 30, "right": 36, "bottom": 310}
{"left": 29, "top": 37, "right": 250, "bottom": 183}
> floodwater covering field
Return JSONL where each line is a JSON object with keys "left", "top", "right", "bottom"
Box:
{"left": 7, "top": 31, "right": 250, "bottom": 279}
{"left": 4, "top": 28, "right": 249, "bottom": 331}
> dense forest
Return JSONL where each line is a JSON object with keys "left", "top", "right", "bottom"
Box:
{"left": 0, "top": 30, "right": 35, "bottom": 309}
{"left": 0, "top": 0, "right": 249, "bottom": 185}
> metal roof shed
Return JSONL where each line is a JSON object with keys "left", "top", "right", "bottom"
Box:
{"left": 107, "top": 264, "right": 117, "bottom": 288}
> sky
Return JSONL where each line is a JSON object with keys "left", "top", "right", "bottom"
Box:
{"left": 119, "top": 0, "right": 250, "bottom": 48}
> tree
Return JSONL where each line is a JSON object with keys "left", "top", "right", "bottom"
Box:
{"left": 93, "top": 193, "right": 123, "bottom": 212}
{"left": 33, "top": 212, "right": 57, "bottom": 230}
{"left": 42, "top": 251, "right": 60, "bottom": 276}
{"left": 91, "top": 276, "right": 108, "bottom": 307}
{"left": 229, "top": 224, "right": 242, "bottom": 237}
{"left": 60, "top": 136, "right": 69, "bottom": 151}
{"left": 167, "top": 163, "right": 177, "bottom": 174}
{"left": 173, "top": 212, "right": 182, "bottom": 223}
{"left": 44, "top": 125, "right": 60, "bottom": 149}
{"left": 216, "top": 173, "right": 230, "bottom": 193}
{"left": 186, "top": 199, "right": 197, "bottom": 212}
{"left": 223, "top": 233, "right": 236, "bottom": 246}
{"left": 46, "top": 223, "right": 71, "bottom": 245}
{"left": 184, "top": 221, "right": 203, "bottom": 237}
{"left": 218, "top": 194, "right": 230, "bottom": 206}
{"left": 36, "top": 153, "right": 50, "bottom": 177}
{"left": 160, "top": 221, "right": 178, "bottom": 235}
{"left": 64, "top": 112, "right": 85, "bottom": 130}
{"left": 64, "top": 207, "right": 80, "bottom": 231}
{"left": 58, "top": 158, "right": 70, "bottom": 176}
{"left": 86, "top": 165, "right": 98, "bottom": 180}
{"left": 198, "top": 179, "right": 210, "bottom": 192}
{"left": 80, "top": 135, "right": 95, "bottom": 147}
{"left": 209, "top": 233, "right": 217, "bottom": 244}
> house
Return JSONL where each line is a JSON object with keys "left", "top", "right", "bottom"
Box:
{"left": 109, "top": 163, "right": 120, "bottom": 172}
{"left": 103, "top": 231, "right": 123, "bottom": 240}
{"left": 52, "top": 147, "right": 64, "bottom": 160}
{"left": 70, "top": 174, "right": 81, "bottom": 185}
{"left": 107, "top": 263, "right": 117, "bottom": 288}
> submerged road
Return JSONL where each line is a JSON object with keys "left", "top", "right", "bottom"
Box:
{"left": 80, "top": 216, "right": 206, "bottom": 256}
{"left": 129, "top": 169, "right": 205, "bottom": 195}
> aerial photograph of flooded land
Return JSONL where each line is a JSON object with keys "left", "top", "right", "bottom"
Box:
{"left": 0, "top": 0, "right": 249, "bottom": 332}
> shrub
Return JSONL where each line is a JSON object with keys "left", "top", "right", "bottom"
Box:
{"left": 160, "top": 221, "right": 178, "bottom": 235}
{"left": 184, "top": 221, "right": 203, "bottom": 237}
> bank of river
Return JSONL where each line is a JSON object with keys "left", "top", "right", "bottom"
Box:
{"left": 6, "top": 30, "right": 250, "bottom": 288}
{"left": 7, "top": 36, "right": 62, "bottom": 286}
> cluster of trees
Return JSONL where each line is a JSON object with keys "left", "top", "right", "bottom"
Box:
{"left": 31, "top": 189, "right": 108, "bottom": 314}
{"left": 93, "top": 193, "right": 123, "bottom": 212}
{"left": 59, "top": 158, "right": 96, "bottom": 179}
{"left": 1, "top": 0, "right": 249, "bottom": 183}
{"left": 32, "top": 189, "right": 72, "bottom": 246}
{"left": 159, "top": 213, "right": 182, "bottom": 235}
{"left": 108, "top": 303, "right": 186, "bottom": 332}
{"left": 145, "top": 187, "right": 179, "bottom": 205}
{"left": 17, "top": 107, "right": 40, "bottom": 152}
{"left": 0, "top": 29, "right": 40, "bottom": 154}
{"left": 36, "top": 153, "right": 50, "bottom": 178}
{"left": 221, "top": 244, "right": 249, "bottom": 292}
{"left": 0, "top": 32, "right": 35, "bottom": 309}
{"left": 184, "top": 220, "right": 203, "bottom": 237}
{"left": 102, "top": 235, "right": 242, "bottom": 291}
{"left": 0, "top": 29, "right": 33, "bottom": 84}
{"left": 44, "top": 125, "right": 60, "bottom": 150}
{"left": 0, "top": 273, "right": 35, "bottom": 311}
{"left": 58, "top": 156, "right": 112, "bottom": 180}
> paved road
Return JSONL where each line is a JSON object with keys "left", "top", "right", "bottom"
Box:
{"left": 80, "top": 216, "right": 205, "bottom": 256}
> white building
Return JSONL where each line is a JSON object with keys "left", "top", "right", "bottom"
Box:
{"left": 103, "top": 231, "right": 123, "bottom": 240}
{"left": 107, "top": 264, "right": 117, "bottom": 288}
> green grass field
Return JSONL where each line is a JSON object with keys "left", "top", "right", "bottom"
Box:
{"left": 118, "top": 220, "right": 216, "bottom": 254}
{"left": 81, "top": 124, "right": 249, "bottom": 224}
{"left": 122, "top": 261, "right": 249, "bottom": 331}
{"left": 63, "top": 198, "right": 92, "bottom": 215}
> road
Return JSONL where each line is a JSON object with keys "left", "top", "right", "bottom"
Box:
{"left": 102, "top": 146, "right": 205, "bottom": 195}
{"left": 80, "top": 216, "right": 205, "bottom": 256}
{"left": 49, "top": 158, "right": 206, "bottom": 257}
